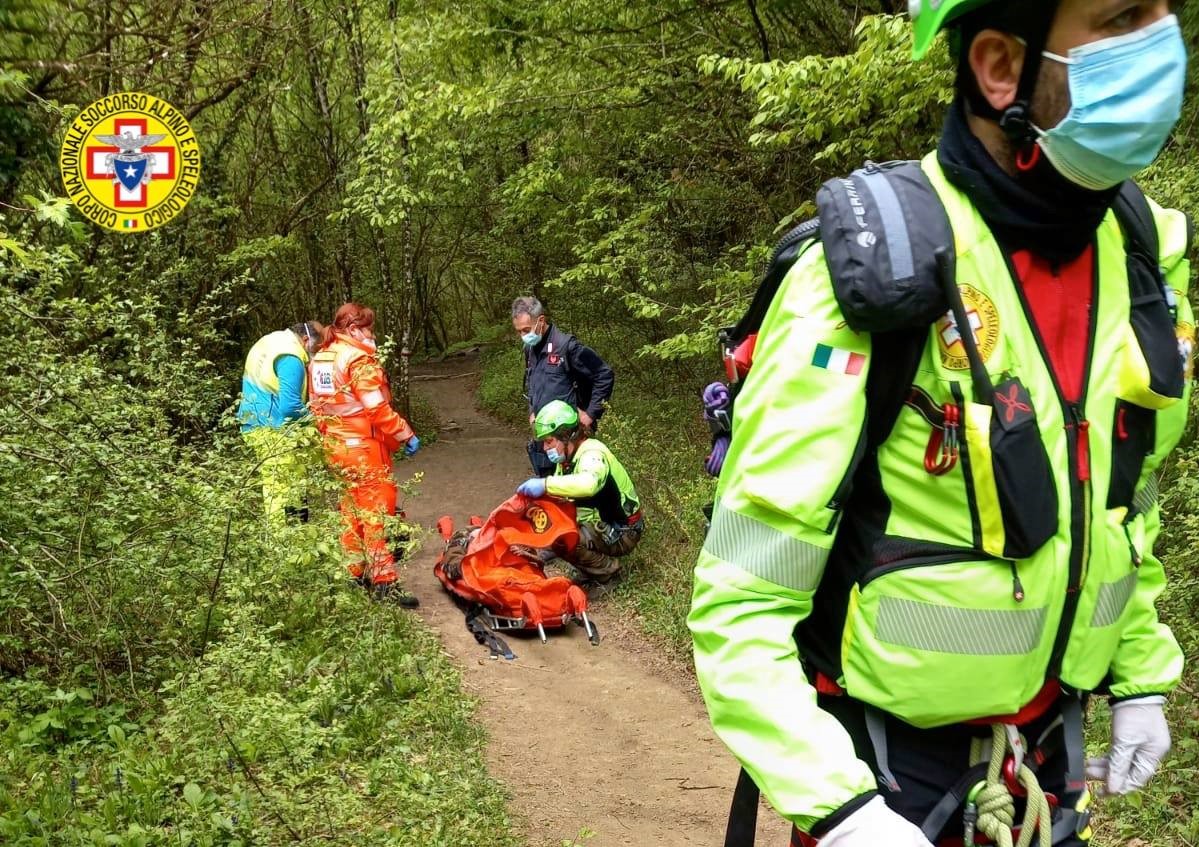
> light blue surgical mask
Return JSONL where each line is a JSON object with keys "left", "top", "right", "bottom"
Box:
{"left": 521, "top": 331, "right": 542, "bottom": 348}
{"left": 1035, "top": 15, "right": 1186, "bottom": 191}
{"left": 546, "top": 447, "right": 565, "bottom": 464}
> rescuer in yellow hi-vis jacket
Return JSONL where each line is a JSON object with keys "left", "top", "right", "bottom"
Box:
{"left": 690, "top": 3, "right": 1193, "bottom": 846}
{"left": 516, "top": 401, "right": 642, "bottom": 599}
{"left": 238, "top": 321, "right": 323, "bottom": 524}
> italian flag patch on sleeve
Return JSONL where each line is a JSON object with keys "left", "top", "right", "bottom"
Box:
{"left": 812, "top": 343, "right": 866, "bottom": 376}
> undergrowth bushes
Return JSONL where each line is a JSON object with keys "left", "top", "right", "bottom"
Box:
{"left": 1, "top": 248, "right": 515, "bottom": 845}
{"left": 476, "top": 345, "right": 528, "bottom": 428}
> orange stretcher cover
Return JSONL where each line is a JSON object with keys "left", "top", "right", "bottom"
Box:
{"left": 434, "top": 494, "right": 587, "bottom": 628}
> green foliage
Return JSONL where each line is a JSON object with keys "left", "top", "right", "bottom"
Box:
{"left": 477, "top": 346, "right": 530, "bottom": 428}
{"left": 0, "top": 225, "right": 515, "bottom": 845}
{"left": 1, "top": 553, "right": 518, "bottom": 846}
{"left": 6, "top": 1, "right": 1199, "bottom": 844}
{"left": 698, "top": 15, "right": 951, "bottom": 166}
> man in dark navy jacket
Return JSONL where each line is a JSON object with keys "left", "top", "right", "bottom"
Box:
{"left": 512, "top": 296, "right": 615, "bottom": 476}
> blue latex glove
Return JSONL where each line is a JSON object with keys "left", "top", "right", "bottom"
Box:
{"left": 517, "top": 478, "right": 547, "bottom": 498}
{"left": 404, "top": 435, "right": 421, "bottom": 456}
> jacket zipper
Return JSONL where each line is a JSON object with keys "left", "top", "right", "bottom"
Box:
{"left": 826, "top": 418, "right": 869, "bottom": 534}
{"left": 1002, "top": 249, "right": 1100, "bottom": 676}
{"left": 1122, "top": 522, "right": 1143, "bottom": 567}
{"left": 860, "top": 550, "right": 992, "bottom": 587}
{"left": 861, "top": 551, "right": 1025, "bottom": 602}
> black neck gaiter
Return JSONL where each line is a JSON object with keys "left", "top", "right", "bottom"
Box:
{"left": 937, "top": 99, "right": 1120, "bottom": 264}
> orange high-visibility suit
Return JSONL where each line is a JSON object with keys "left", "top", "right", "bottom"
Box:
{"left": 308, "top": 333, "right": 414, "bottom": 585}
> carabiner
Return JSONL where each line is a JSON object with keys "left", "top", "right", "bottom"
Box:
{"left": 923, "top": 403, "right": 961, "bottom": 476}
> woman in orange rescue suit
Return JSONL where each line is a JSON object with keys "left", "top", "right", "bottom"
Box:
{"left": 308, "top": 303, "right": 421, "bottom": 607}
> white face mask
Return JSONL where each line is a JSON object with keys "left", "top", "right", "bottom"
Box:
{"left": 351, "top": 328, "right": 376, "bottom": 350}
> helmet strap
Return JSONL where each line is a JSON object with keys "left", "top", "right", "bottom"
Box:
{"left": 954, "top": 1, "right": 1062, "bottom": 150}
{"left": 998, "top": 0, "right": 1061, "bottom": 148}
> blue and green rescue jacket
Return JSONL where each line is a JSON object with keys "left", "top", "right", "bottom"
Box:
{"left": 238, "top": 329, "right": 310, "bottom": 432}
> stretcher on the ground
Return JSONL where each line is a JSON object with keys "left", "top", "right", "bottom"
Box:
{"left": 434, "top": 494, "right": 600, "bottom": 658}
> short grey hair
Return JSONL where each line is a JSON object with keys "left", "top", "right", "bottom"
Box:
{"left": 511, "top": 296, "right": 544, "bottom": 320}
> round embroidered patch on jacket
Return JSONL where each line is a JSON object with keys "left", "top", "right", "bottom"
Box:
{"left": 936, "top": 284, "right": 1000, "bottom": 370}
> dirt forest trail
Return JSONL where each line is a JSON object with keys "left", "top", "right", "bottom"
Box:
{"left": 397, "top": 355, "right": 790, "bottom": 847}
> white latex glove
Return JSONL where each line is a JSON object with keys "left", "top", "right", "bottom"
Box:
{"left": 1085, "top": 696, "right": 1170, "bottom": 795}
{"left": 819, "top": 796, "right": 934, "bottom": 847}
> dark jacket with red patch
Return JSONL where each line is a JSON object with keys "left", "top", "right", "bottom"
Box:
{"left": 524, "top": 324, "right": 615, "bottom": 421}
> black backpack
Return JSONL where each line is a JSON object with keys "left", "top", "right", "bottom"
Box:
{"left": 711, "top": 162, "right": 1174, "bottom": 473}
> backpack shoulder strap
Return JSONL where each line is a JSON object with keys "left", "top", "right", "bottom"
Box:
{"left": 1112, "top": 180, "right": 1160, "bottom": 264}
{"left": 1112, "top": 179, "right": 1181, "bottom": 327}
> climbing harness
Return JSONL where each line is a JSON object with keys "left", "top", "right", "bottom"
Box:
{"left": 914, "top": 697, "right": 1094, "bottom": 846}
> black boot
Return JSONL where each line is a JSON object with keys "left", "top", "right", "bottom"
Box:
{"left": 372, "top": 582, "right": 420, "bottom": 608}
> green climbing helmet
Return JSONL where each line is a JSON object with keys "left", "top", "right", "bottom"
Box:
{"left": 909, "top": 0, "right": 996, "bottom": 60}
{"left": 533, "top": 400, "right": 579, "bottom": 440}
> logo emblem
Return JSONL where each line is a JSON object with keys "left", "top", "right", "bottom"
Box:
{"left": 311, "top": 363, "right": 336, "bottom": 395}
{"left": 59, "top": 92, "right": 200, "bottom": 232}
{"left": 526, "top": 506, "right": 550, "bottom": 534}
{"left": 994, "top": 382, "right": 1032, "bottom": 425}
{"left": 936, "top": 285, "right": 1000, "bottom": 370}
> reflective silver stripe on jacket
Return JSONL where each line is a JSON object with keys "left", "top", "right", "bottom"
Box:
{"left": 703, "top": 503, "right": 828, "bottom": 593}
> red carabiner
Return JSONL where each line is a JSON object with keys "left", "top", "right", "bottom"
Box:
{"left": 1003, "top": 756, "right": 1025, "bottom": 797}
{"left": 923, "top": 404, "right": 960, "bottom": 476}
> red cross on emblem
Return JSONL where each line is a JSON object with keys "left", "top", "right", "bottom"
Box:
{"left": 85, "top": 118, "right": 175, "bottom": 208}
